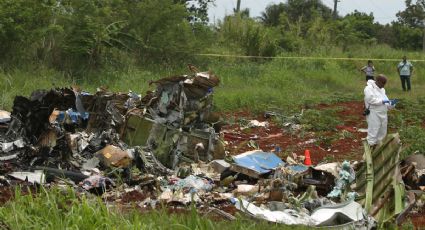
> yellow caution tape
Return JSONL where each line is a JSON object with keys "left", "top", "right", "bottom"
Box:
{"left": 196, "top": 53, "right": 425, "bottom": 62}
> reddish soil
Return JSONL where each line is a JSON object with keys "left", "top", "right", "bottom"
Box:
{"left": 410, "top": 214, "right": 425, "bottom": 229}
{"left": 0, "top": 187, "right": 13, "bottom": 205}
{"left": 221, "top": 101, "right": 367, "bottom": 164}
{"left": 0, "top": 184, "right": 38, "bottom": 205}
{"left": 220, "top": 102, "right": 425, "bottom": 227}
{"left": 120, "top": 190, "right": 147, "bottom": 203}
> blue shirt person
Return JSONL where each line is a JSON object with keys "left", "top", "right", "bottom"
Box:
{"left": 397, "top": 56, "right": 414, "bottom": 91}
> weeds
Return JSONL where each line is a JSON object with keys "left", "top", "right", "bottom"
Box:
{"left": 1, "top": 48, "right": 425, "bottom": 228}
{"left": 300, "top": 108, "right": 343, "bottom": 132}
{"left": 0, "top": 186, "right": 307, "bottom": 230}
{"left": 387, "top": 98, "right": 425, "bottom": 158}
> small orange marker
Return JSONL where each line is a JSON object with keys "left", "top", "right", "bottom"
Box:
{"left": 304, "top": 149, "right": 312, "bottom": 166}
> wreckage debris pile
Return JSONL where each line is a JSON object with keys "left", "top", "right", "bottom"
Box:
{"left": 0, "top": 69, "right": 423, "bottom": 228}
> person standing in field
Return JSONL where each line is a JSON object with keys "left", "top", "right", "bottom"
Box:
{"left": 360, "top": 60, "right": 376, "bottom": 81}
{"left": 364, "top": 75, "right": 394, "bottom": 147}
{"left": 397, "top": 56, "right": 414, "bottom": 91}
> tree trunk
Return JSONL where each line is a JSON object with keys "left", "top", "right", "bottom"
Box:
{"left": 333, "top": 0, "right": 338, "bottom": 20}
{"left": 423, "top": 27, "right": 425, "bottom": 52}
{"left": 236, "top": 0, "right": 241, "bottom": 13}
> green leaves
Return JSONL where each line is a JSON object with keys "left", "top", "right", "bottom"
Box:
{"left": 0, "top": 0, "right": 208, "bottom": 71}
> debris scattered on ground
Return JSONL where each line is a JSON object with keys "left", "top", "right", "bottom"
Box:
{"left": 0, "top": 110, "right": 11, "bottom": 123}
{"left": 0, "top": 68, "right": 421, "bottom": 228}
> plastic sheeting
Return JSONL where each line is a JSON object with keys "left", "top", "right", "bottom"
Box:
{"left": 232, "top": 150, "right": 284, "bottom": 175}
{"left": 231, "top": 198, "right": 315, "bottom": 225}
{"left": 233, "top": 198, "right": 374, "bottom": 228}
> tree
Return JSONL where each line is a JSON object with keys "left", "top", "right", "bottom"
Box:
{"left": 397, "top": 0, "right": 425, "bottom": 27}
{"left": 174, "top": 0, "right": 215, "bottom": 23}
{"left": 332, "top": 11, "right": 377, "bottom": 51}
{"left": 281, "top": 0, "right": 333, "bottom": 24}
{"left": 0, "top": 0, "right": 59, "bottom": 64}
{"left": 259, "top": 1, "right": 332, "bottom": 33}
{"left": 218, "top": 14, "right": 280, "bottom": 56}
{"left": 397, "top": 0, "right": 425, "bottom": 51}
{"left": 260, "top": 3, "right": 286, "bottom": 27}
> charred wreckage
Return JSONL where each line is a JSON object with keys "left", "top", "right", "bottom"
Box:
{"left": 0, "top": 68, "right": 423, "bottom": 228}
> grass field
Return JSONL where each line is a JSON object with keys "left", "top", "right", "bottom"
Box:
{"left": 0, "top": 187, "right": 308, "bottom": 230}
{"left": 2, "top": 45, "right": 425, "bottom": 112}
{"left": 1, "top": 45, "right": 425, "bottom": 229}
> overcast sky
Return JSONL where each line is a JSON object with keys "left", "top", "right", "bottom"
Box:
{"left": 208, "top": 0, "right": 406, "bottom": 25}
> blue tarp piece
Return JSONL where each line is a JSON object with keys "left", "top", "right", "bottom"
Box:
{"left": 56, "top": 109, "right": 89, "bottom": 124}
{"left": 233, "top": 150, "right": 284, "bottom": 175}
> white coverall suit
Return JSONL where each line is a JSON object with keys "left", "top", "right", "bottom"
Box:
{"left": 364, "top": 80, "right": 392, "bottom": 146}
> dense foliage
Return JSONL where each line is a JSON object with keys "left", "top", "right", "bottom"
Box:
{"left": 0, "top": 0, "right": 424, "bottom": 72}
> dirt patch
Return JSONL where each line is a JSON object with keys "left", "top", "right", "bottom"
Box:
{"left": 410, "top": 214, "right": 425, "bottom": 229}
{"left": 0, "top": 184, "right": 38, "bottom": 205}
{"left": 121, "top": 190, "right": 148, "bottom": 203}
{"left": 221, "top": 101, "right": 367, "bottom": 164}
{"left": 0, "top": 187, "right": 13, "bottom": 205}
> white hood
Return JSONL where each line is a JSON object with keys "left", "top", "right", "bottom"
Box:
{"left": 364, "top": 80, "right": 388, "bottom": 110}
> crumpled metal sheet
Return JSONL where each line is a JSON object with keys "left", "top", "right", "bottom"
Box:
{"left": 233, "top": 198, "right": 374, "bottom": 228}
{"left": 354, "top": 133, "right": 407, "bottom": 224}
{"left": 311, "top": 201, "right": 369, "bottom": 227}
{"left": 402, "top": 154, "right": 425, "bottom": 190}
{"left": 9, "top": 170, "right": 46, "bottom": 184}
{"left": 232, "top": 198, "right": 316, "bottom": 225}
{"left": 314, "top": 163, "right": 340, "bottom": 179}
{"left": 9, "top": 88, "right": 76, "bottom": 142}
{"left": 1, "top": 142, "right": 15, "bottom": 153}
{"left": 230, "top": 150, "right": 284, "bottom": 178}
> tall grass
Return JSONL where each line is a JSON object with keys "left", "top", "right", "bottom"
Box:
{"left": 2, "top": 45, "right": 425, "bottom": 112}
{"left": 209, "top": 45, "right": 425, "bottom": 112}
{"left": 1, "top": 46, "right": 425, "bottom": 228}
{"left": 0, "top": 187, "right": 306, "bottom": 230}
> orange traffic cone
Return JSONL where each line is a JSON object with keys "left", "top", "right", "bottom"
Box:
{"left": 304, "top": 149, "right": 312, "bottom": 166}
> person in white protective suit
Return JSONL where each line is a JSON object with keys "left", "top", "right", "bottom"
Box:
{"left": 364, "top": 75, "right": 394, "bottom": 147}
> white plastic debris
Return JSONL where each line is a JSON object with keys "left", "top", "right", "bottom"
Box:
{"left": 0, "top": 110, "right": 11, "bottom": 123}
{"left": 231, "top": 198, "right": 316, "bottom": 225}
{"left": 242, "top": 120, "right": 269, "bottom": 129}
{"left": 311, "top": 201, "right": 366, "bottom": 226}
{"left": 232, "top": 198, "right": 373, "bottom": 228}
{"left": 314, "top": 162, "right": 340, "bottom": 179}
{"left": 1, "top": 142, "right": 14, "bottom": 152}
{"left": 0, "top": 154, "right": 18, "bottom": 161}
{"left": 9, "top": 170, "right": 46, "bottom": 184}
{"left": 1, "top": 139, "right": 25, "bottom": 152}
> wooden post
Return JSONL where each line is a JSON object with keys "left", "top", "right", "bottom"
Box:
{"left": 333, "top": 0, "right": 339, "bottom": 20}
{"left": 236, "top": 0, "right": 241, "bottom": 13}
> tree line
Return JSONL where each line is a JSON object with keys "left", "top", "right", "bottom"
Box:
{"left": 0, "top": 0, "right": 423, "bottom": 73}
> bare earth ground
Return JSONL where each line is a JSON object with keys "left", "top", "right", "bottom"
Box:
{"left": 220, "top": 100, "right": 425, "bottom": 227}
{"left": 1, "top": 100, "right": 424, "bottom": 227}
{"left": 221, "top": 101, "right": 367, "bottom": 164}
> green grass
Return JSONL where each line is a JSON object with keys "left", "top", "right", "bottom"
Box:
{"left": 300, "top": 108, "right": 343, "bottom": 132}
{"left": 0, "top": 187, "right": 307, "bottom": 230}
{"left": 2, "top": 45, "right": 425, "bottom": 112}
{"left": 1, "top": 45, "right": 425, "bottom": 228}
